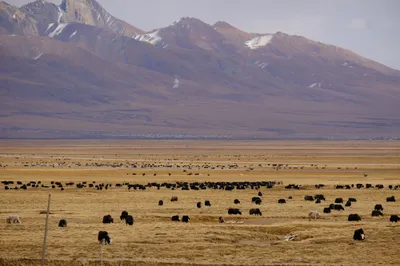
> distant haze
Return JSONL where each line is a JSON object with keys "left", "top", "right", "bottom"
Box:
{"left": 8, "top": 0, "right": 400, "bottom": 70}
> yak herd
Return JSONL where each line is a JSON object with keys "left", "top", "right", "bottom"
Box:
{"left": 3, "top": 179, "right": 400, "bottom": 244}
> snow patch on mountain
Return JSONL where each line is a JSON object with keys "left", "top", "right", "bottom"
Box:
{"left": 69, "top": 30, "right": 78, "bottom": 39}
{"left": 45, "top": 23, "right": 55, "bottom": 33}
{"left": 245, "top": 35, "right": 273, "bottom": 49}
{"left": 308, "top": 82, "right": 322, "bottom": 88}
{"left": 48, "top": 23, "right": 68, "bottom": 37}
{"left": 57, "top": 5, "right": 64, "bottom": 23}
{"left": 133, "top": 30, "right": 167, "bottom": 48}
{"left": 33, "top": 53, "right": 43, "bottom": 60}
{"left": 254, "top": 60, "right": 268, "bottom": 69}
{"left": 173, "top": 77, "right": 180, "bottom": 89}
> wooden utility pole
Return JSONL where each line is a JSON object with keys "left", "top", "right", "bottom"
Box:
{"left": 41, "top": 194, "right": 51, "bottom": 266}
{"left": 100, "top": 243, "right": 103, "bottom": 266}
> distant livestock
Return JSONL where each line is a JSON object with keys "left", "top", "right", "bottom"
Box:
{"left": 315, "top": 194, "right": 325, "bottom": 201}
{"left": 228, "top": 208, "right": 242, "bottom": 215}
{"left": 387, "top": 196, "right": 396, "bottom": 202}
{"left": 304, "top": 196, "right": 314, "bottom": 201}
{"left": 171, "top": 215, "right": 180, "bottom": 221}
{"left": 390, "top": 215, "right": 400, "bottom": 223}
{"left": 102, "top": 215, "right": 114, "bottom": 224}
{"left": 182, "top": 215, "right": 190, "bottom": 223}
{"left": 158, "top": 200, "right": 164, "bottom": 206}
{"left": 120, "top": 211, "right": 128, "bottom": 221}
{"left": 234, "top": 199, "right": 240, "bottom": 204}
{"left": 197, "top": 202, "right": 202, "bottom": 208}
{"left": 335, "top": 198, "right": 343, "bottom": 204}
{"left": 170, "top": 196, "right": 178, "bottom": 202}
{"left": 353, "top": 228, "right": 365, "bottom": 241}
{"left": 334, "top": 204, "right": 344, "bottom": 211}
{"left": 252, "top": 197, "right": 262, "bottom": 204}
{"left": 98, "top": 231, "right": 111, "bottom": 245}
{"left": 219, "top": 217, "right": 225, "bottom": 223}
{"left": 308, "top": 211, "right": 320, "bottom": 221}
{"left": 205, "top": 200, "right": 211, "bottom": 207}
{"left": 371, "top": 210, "right": 383, "bottom": 217}
{"left": 249, "top": 208, "right": 262, "bottom": 216}
{"left": 374, "top": 204, "right": 384, "bottom": 211}
{"left": 125, "top": 215, "right": 134, "bottom": 226}
{"left": 58, "top": 219, "right": 67, "bottom": 227}
{"left": 278, "top": 199, "right": 286, "bottom": 204}
{"left": 323, "top": 207, "right": 331, "bottom": 214}
{"left": 6, "top": 216, "right": 21, "bottom": 224}
{"left": 348, "top": 214, "right": 361, "bottom": 222}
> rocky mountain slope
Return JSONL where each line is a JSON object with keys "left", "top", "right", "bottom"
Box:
{"left": 0, "top": 0, "right": 399, "bottom": 139}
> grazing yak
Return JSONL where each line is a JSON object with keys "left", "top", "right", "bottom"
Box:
{"left": 348, "top": 197, "right": 357, "bottom": 202}
{"left": 308, "top": 211, "right": 320, "bottom": 221}
{"left": 205, "top": 200, "right": 211, "bottom": 207}
{"left": 304, "top": 195, "right": 314, "bottom": 201}
{"left": 171, "top": 215, "right": 180, "bottom": 221}
{"left": 125, "top": 215, "right": 134, "bottom": 226}
{"left": 374, "top": 204, "right": 384, "bottom": 211}
{"left": 348, "top": 214, "right": 361, "bottom": 222}
{"left": 323, "top": 207, "right": 331, "bottom": 214}
{"left": 120, "top": 211, "right": 128, "bottom": 221}
{"left": 387, "top": 196, "right": 396, "bottom": 202}
{"left": 228, "top": 208, "right": 242, "bottom": 215}
{"left": 219, "top": 217, "right": 225, "bottom": 223}
{"left": 390, "top": 215, "right": 400, "bottom": 223}
{"left": 372, "top": 210, "right": 383, "bottom": 217}
{"left": 335, "top": 198, "right": 343, "bottom": 204}
{"left": 98, "top": 231, "right": 111, "bottom": 245}
{"left": 249, "top": 208, "right": 262, "bottom": 216}
{"left": 254, "top": 198, "right": 262, "bottom": 205}
{"left": 102, "top": 215, "right": 114, "bottom": 224}
{"left": 234, "top": 199, "right": 240, "bottom": 204}
{"left": 334, "top": 204, "right": 344, "bottom": 211}
{"left": 6, "top": 216, "right": 21, "bottom": 224}
{"left": 345, "top": 201, "right": 352, "bottom": 207}
{"left": 197, "top": 202, "right": 202, "bottom": 208}
{"left": 278, "top": 199, "right": 286, "bottom": 204}
{"left": 170, "top": 196, "right": 178, "bottom": 202}
{"left": 315, "top": 194, "right": 326, "bottom": 201}
{"left": 58, "top": 219, "right": 67, "bottom": 227}
{"left": 182, "top": 215, "right": 190, "bottom": 223}
{"left": 315, "top": 199, "right": 321, "bottom": 204}
{"left": 353, "top": 228, "right": 365, "bottom": 241}
{"left": 258, "top": 192, "right": 263, "bottom": 197}
{"left": 252, "top": 197, "right": 262, "bottom": 205}
{"left": 158, "top": 200, "right": 164, "bottom": 206}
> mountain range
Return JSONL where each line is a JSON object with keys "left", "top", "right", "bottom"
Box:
{"left": 1, "top": 0, "right": 399, "bottom": 139}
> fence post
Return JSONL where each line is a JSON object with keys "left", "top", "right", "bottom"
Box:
{"left": 121, "top": 242, "right": 124, "bottom": 266}
{"left": 100, "top": 243, "right": 103, "bottom": 266}
{"left": 41, "top": 193, "right": 51, "bottom": 266}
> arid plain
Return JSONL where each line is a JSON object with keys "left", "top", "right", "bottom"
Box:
{"left": 0, "top": 140, "right": 399, "bottom": 266}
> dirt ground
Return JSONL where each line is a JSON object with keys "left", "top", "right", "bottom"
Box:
{"left": 0, "top": 140, "right": 399, "bottom": 265}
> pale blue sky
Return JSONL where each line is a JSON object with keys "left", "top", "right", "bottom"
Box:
{"left": 8, "top": 0, "right": 400, "bottom": 70}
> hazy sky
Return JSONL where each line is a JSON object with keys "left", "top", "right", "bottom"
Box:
{"left": 8, "top": 0, "right": 400, "bottom": 70}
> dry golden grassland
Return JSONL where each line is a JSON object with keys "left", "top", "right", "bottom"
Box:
{"left": 0, "top": 140, "right": 399, "bottom": 266}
